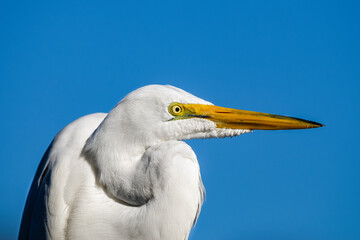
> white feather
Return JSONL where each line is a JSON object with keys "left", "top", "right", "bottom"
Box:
{"left": 19, "top": 85, "right": 249, "bottom": 240}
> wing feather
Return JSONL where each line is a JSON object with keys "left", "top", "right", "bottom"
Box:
{"left": 18, "top": 113, "right": 106, "bottom": 240}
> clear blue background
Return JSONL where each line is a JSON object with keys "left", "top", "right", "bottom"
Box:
{"left": 1, "top": 1, "right": 359, "bottom": 239}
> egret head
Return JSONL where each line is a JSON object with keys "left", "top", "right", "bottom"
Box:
{"left": 83, "top": 84, "right": 323, "bottom": 207}
{"left": 103, "top": 85, "right": 323, "bottom": 148}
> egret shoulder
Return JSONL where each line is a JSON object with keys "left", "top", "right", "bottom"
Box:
{"left": 19, "top": 113, "right": 106, "bottom": 240}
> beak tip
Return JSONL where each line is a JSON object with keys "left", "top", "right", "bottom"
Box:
{"left": 314, "top": 122, "right": 325, "bottom": 128}
{"left": 304, "top": 119, "right": 324, "bottom": 129}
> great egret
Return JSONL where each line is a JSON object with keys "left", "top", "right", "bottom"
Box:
{"left": 19, "top": 85, "right": 323, "bottom": 240}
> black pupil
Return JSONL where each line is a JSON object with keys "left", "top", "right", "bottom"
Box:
{"left": 175, "top": 107, "right": 180, "bottom": 112}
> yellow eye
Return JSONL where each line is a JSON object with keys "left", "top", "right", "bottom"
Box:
{"left": 172, "top": 105, "right": 182, "bottom": 114}
{"left": 169, "top": 103, "right": 183, "bottom": 116}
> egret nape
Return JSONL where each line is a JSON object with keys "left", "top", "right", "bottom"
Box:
{"left": 19, "top": 85, "right": 323, "bottom": 240}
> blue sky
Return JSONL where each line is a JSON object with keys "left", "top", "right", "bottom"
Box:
{"left": 1, "top": 0, "right": 359, "bottom": 239}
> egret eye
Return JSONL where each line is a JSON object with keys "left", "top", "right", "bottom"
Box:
{"left": 172, "top": 106, "right": 181, "bottom": 113}
{"left": 169, "top": 103, "right": 184, "bottom": 116}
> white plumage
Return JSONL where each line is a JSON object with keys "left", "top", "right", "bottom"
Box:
{"left": 19, "top": 85, "right": 322, "bottom": 240}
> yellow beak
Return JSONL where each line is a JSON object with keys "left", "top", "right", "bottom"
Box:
{"left": 182, "top": 104, "right": 324, "bottom": 130}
